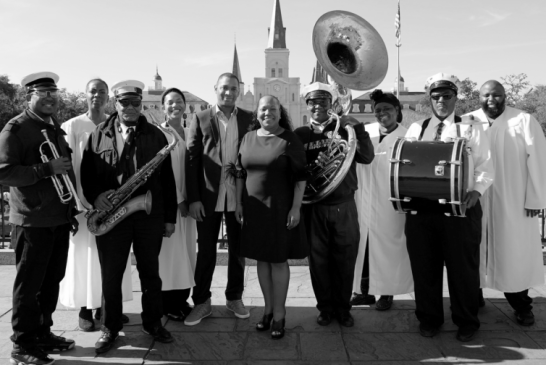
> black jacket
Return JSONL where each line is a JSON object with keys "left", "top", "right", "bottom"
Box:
{"left": 0, "top": 109, "right": 76, "bottom": 227}
{"left": 80, "top": 113, "right": 177, "bottom": 224}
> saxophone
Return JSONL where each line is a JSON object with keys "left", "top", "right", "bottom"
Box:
{"left": 86, "top": 121, "right": 179, "bottom": 236}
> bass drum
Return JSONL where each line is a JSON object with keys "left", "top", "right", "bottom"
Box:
{"left": 389, "top": 137, "right": 474, "bottom": 217}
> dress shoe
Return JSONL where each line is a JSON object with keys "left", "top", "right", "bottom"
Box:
{"left": 419, "top": 323, "right": 440, "bottom": 338}
{"left": 316, "top": 311, "right": 333, "bottom": 326}
{"left": 375, "top": 296, "right": 394, "bottom": 311}
{"left": 142, "top": 324, "right": 174, "bottom": 343}
{"left": 350, "top": 292, "right": 376, "bottom": 306}
{"left": 271, "top": 318, "right": 285, "bottom": 339}
{"left": 95, "top": 331, "right": 118, "bottom": 354}
{"left": 78, "top": 308, "right": 95, "bottom": 332}
{"left": 256, "top": 313, "right": 273, "bottom": 331}
{"left": 336, "top": 311, "right": 354, "bottom": 327}
{"left": 456, "top": 327, "right": 477, "bottom": 342}
{"left": 515, "top": 310, "right": 535, "bottom": 326}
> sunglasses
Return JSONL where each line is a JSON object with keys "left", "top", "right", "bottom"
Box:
{"left": 31, "top": 90, "right": 58, "bottom": 98}
{"left": 307, "top": 99, "right": 330, "bottom": 108}
{"left": 431, "top": 94, "right": 455, "bottom": 101}
{"left": 117, "top": 99, "right": 142, "bottom": 108}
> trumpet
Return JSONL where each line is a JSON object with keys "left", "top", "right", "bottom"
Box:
{"left": 39, "top": 129, "right": 79, "bottom": 205}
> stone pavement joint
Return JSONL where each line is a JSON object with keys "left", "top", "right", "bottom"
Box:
{"left": 0, "top": 266, "right": 546, "bottom": 363}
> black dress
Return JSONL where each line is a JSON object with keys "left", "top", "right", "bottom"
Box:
{"left": 238, "top": 129, "right": 308, "bottom": 263}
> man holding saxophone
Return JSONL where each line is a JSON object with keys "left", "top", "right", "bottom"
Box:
{"left": 80, "top": 80, "right": 177, "bottom": 353}
{"left": 0, "top": 72, "right": 77, "bottom": 365}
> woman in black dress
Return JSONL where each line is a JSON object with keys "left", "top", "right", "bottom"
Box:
{"left": 234, "top": 95, "right": 307, "bottom": 339}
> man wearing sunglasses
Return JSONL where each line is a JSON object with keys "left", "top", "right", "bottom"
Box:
{"left": 80, "top": 80, "right": 177, "bottom": 353}
{"left": 404, "top": 73, "right": 493, "bottom": 342}
{"left": 0, "top": 72, "right": 78, "bottom": 365}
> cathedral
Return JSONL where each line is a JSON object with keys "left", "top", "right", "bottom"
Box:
{"left": 233, "top": 0, "right": 309, "bottom": 128}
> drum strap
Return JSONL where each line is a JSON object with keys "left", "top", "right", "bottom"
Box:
{"left": 418, "top": 115, "right": 462, "bottom": 141}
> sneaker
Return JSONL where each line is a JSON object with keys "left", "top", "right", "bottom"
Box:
{"left": 95, "top": 331, "right": 118, "bottom": 354}
{"left": 350, "top": 292, "right": 376, "bottom": 306}
{"left": 36, "top": 333, "right": 75, "bottom": 352}
{"left": 142, "top": 324, "right": 174, "bottom": 343}
{"left": 10, "top": 345, "right": 54, "bottom": 365}
{"left": 226, "top": 299, "right": 250, "bottom": 319}
{"left": 184, "top": 298, "right": 212, "bottom": 326}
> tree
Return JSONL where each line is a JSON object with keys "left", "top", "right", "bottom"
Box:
{"left": 501, "top": 73, "right": 531, "bottom": 106}
{"left": 416, "top": 77, "right": 481, "bottom": 117}
{"left": 517, "top": 84, "right": 546, "bottom": 137}
{"left": 0, "top": 75, "right": 24, "bottom": 130}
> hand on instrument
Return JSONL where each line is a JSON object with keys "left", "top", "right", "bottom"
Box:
{"left": 94, "top": 189, "right": 115, "bottom": 211}
{"left": 464, "top": 190, "right": 481, "bottom": 209}
{"left": 526, "top": 209, "right": 541, "bottom": 218}
{"left": 189, "top": 201, "right": 206, "bottom": 222}
{"left": 70, "top": 217, "right": 79, "bottom": 236}
{"left": 286, "top": 207, "right": 300, "bottom": 230}
{"left": 164, "top": 223, "right": 175, "bottom": 238}
{"left": 50, "top": 157, "right": 72, "bottom": 175}
{"left": 178, "top": 201, "right": 189, "bottom": 218}
{"left": 235, "top": 204, "right": 244, "bottom": 225}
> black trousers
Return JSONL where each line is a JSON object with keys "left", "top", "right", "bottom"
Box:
{"left": 405, "top": 202, "right": 482, "bottom": 331}
{"left": 505, "top": 290, "right": 533, "bottom": 313}
{"left": 11, "top": 224, "right": 70, "bottom": 346}
{"left": 96, "top": 212, "right": 164, "bottom": 334}
{"left": 306, "top": 200, "right": 360, "bottom": 313}
{"left": 162, "top": 288, "right": 191, "bottom": 315}
{"left": 192, "top": 210, "right": 244, "bottom": 305}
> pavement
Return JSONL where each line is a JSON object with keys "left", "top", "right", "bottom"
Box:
{"left": 1, "top": 266, "right": 546, "bottom": 364}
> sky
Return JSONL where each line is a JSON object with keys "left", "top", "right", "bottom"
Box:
{"left": 1, "top": 0, "right": 545, "bottom": 104}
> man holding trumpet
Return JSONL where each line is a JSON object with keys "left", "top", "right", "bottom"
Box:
{"left": 0, "top": 72, "right": 78, "bottom": 365}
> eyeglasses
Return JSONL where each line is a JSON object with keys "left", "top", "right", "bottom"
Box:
{"left": 307, "top": 99, "right": 330, "bottom": 108}
{"left": 117, "top": 99, "right": 142, "bottom": 108}
{"left": 31, "top": 90, "right": 58, "bottom": 98}
{"left": 431, "top": 94, "right": 455, "bottom": 101}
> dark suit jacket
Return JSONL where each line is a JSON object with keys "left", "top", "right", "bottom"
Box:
{"left": 186, "top": 106, "right": 253, "bottom": 216}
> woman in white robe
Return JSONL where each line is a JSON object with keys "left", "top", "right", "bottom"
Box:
{"left": 156, "top": 88, "right": 197, "bottom": 320}
{"left": 59, "top": 78, "right": 133, "bottom": 331}
{"left": 352, "top": 90, "right": 413, "bottom": 310}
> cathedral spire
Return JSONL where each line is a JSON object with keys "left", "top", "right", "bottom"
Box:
{"left": 267, "top": 0, "right": 286, "bottom": 49}
{"left": 232, "top": 43, "right": 243, "bottom": 84}
{"left": 311, "top": 60, "right": 328, "bottom": 84}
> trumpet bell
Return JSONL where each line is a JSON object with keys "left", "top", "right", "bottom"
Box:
{"left": 312, "top": 10, "right": 388, "bottom": 91}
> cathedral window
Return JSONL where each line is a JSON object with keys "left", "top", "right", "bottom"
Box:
{"left": 271, "top": 68, "right": 275, "bottom": 77}
{"left": 279, "top": 69, "right": 283, "bottom": 77}
{"left": 275, "top": 33, "right": 279, "bottom": 40}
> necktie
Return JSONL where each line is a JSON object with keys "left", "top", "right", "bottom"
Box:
{"left": 120, "top": 127, "right": 136, "bottom": 183}
{"left": 434, "top": 122, "right": 444, "bottom": 141}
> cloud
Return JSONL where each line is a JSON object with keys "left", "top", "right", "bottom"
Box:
{"left": 468, "top": 11, "right": 511, "bottom": 27}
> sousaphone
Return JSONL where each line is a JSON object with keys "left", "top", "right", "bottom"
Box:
{"left": 304, "top": 11, "right": 388, "bottom": 203}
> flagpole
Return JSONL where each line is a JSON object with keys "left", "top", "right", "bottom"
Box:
{"left": 396, "top": 0, "right": 401, "bottom": 100}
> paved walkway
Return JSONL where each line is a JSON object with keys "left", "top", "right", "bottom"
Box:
{"left": 1, "top": 265, "right": 546, "bottom": 364}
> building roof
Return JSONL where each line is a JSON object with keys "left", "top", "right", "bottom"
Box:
{"left": 267, "top": 0, "right": 286, "bottom": 49}
{"left": 354, "top": 91, "right": 425, "bottom": 102}
{"left": 143, "top": 90, "right": 208, "bottom": 104}
{"left": 232, "top": 44, "right": 243, "bottom": 83}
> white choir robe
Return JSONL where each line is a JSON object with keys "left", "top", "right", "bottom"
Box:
{"left": 352, "top": 122, "right": 414, "bottom": 295}
{"left": 59, "top": 114, "right": 133, "bottom": 309}
{"left": 158, "top": 124, "right": 197, "bottom": 291}
{"left": 466, "top": 107, "right": 546, "bottom": 292}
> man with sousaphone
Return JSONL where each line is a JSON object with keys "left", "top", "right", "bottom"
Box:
{"left": 402, "top": 73, "right": 494, "bottom": 342}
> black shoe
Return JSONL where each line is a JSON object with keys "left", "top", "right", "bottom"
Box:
{"left": 256, "top": 313, "right": 273, "bottom": 331}
{"left": 336, "top": 311, "right": 354, "bottom": 327}
{"left": 456, "top": 327, "right": 477, "bottom": 342}
{"left": 36, "top": 332, "right": 75, "bottom": 352}
{"left": 79, "top": 308, "right": 95, "bottom": 332}
{"left": 271, "top": 318, "right": 285, "bottom": 340}
{"left": 95, "top": 331, "right": 118, "bottom": 354}
{"left": 11, "top": 345, "right": 54, "bottom": 365}
{"left": 515, "top": 310, "right": 535, "bottom": 326}
{"left": 142, "top": 324, "right": 174, "bottom": 343}
{"left": 350, "top": 293, "right": 376, "bottom": 306}
{"left": 419, "top": 323, "right": 440, "bottom": 338}
{"left": 317, "top": 311, "right": 333, "bottom": 326}
{"left": 94, "top": 308, "right": 101, "bottom": 320}
{"left": 479, "top": 289, "right": 486, "bottom": 308}
{"left": 375, "top": 296, "right": 394, "bottom": 311}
